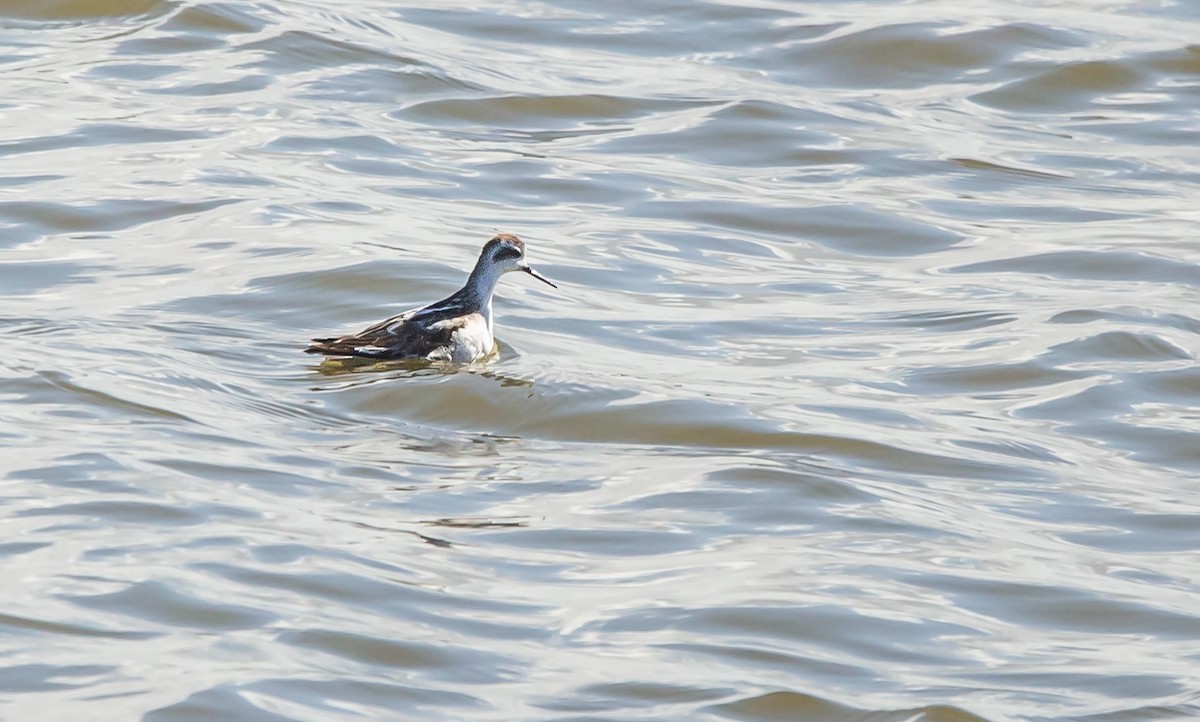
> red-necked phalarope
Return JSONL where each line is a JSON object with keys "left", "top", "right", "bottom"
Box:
{"left": 306, "top": 233, "right": 557, "bottom": 363}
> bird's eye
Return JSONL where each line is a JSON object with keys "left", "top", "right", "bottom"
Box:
{"left": 493, "top": 246, "right": 522, "bottom": 262}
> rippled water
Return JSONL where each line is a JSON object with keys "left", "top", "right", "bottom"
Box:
{"left": 2, "top": 1, "right": 1199, "bottom": 720}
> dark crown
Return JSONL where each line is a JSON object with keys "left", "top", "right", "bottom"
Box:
{"left": 484, "top": 233, "right": 524, "bottom": 261}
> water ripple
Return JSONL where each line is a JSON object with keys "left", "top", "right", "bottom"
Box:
{"left": 1, "top": 0, "right": 1199, "bottom": 720}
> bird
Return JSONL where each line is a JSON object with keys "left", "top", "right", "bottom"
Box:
{"left": 306, "top": 233, "right": 557, "bottom": 363}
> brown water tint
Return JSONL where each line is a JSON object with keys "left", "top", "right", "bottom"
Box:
{"left": 2, "top": 1, "right": 1199, "bottom": 721}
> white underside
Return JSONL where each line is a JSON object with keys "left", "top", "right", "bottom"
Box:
{"left": 427, "top": 314, "right": 494, "bottom": 363}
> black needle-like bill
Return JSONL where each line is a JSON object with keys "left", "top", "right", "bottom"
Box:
{"left": 523, "top": 265, "right": 557, "bottom": 289}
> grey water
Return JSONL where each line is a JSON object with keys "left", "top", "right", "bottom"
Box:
{"left": 2, "top": 1, "right": 1199, "bottom": 720}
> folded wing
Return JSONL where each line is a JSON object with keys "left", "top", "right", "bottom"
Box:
{"left": 305, "top": 311, "right": 465, "bottom": 360}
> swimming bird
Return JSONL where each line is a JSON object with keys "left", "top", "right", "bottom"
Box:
{"left": 306, "top": 233, "right": 557, "bottom": 363}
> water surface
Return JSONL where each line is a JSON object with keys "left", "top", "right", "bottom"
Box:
{"left": 2, "top": 1, "right": 1199, "bottom": 721}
